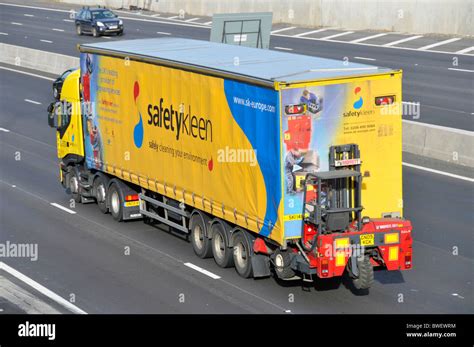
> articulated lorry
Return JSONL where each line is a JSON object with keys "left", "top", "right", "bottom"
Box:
{"left": 48, "top": 38, "right": 412, "bottom": 290}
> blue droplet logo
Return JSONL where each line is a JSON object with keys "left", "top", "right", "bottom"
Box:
{"left": 133, "top": 112, "right": 143, "bottom": 148}
{"left": 353, "top": 97, "right": 363, "bottom": 109}
{"left": 71, "top": 134, "right": 75, "bottom": 143}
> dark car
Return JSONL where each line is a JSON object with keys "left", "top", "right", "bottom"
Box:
{"left": 53, "top": 68, "right": 76, "bottom": 100}
{"left": 75, "top": 7, "right": 123, "bottom": 37}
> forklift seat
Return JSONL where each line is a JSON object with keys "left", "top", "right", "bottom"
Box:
{"left": 325, "top": 211, "right": 350, "bottom": 231}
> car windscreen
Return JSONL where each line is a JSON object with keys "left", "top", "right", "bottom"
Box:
{"left": 91, "top": 10, "right": 116, "bottom": 19}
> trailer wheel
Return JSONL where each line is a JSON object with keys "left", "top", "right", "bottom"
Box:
{"left": 93, "top": 176, "right": 108, "bottom": 214}
{"left": 233, "top": 232, "right": 253, "bottom": 278}
{"left": 352, "top": 256, "right": 374, "bottom": 290}
{"left": 274, "top": 249, "right": 295, "bottom": 279}
{"left": 67, "top": 167, "right": 81, "bottom": 203}
{"left": 108, "top": 184, "right": 123, "bottom": 222}
{"left": 211, "top": 223, "right": 234, "bottom": 268}
{"left": 190, "top": 214, "right": 212, "bottom": 258}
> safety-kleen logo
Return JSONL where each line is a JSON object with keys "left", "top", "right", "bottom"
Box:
{"left": 133, "top": 81, "right": 144, "bottom": 148}
{"left": 353, "top": 86, "right": 363, "bottom": 110}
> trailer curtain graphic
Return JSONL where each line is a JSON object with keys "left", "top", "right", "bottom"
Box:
{"left": 80, "top": 54, "right": 283, "bottom": 242}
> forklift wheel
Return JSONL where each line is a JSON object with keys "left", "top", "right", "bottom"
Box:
{"left": 352, "top": 256, "right": 374, "bottom": 290}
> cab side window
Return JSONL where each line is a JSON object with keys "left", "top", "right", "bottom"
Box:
{"left": 58, "top": 101, "right": 72, "bottom": 138}
{"left": 84, "top": 10, "right": 91, "bottom": 21}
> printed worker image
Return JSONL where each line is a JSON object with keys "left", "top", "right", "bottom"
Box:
{"left": 285, "top": 147, "right": 304, "bottom": 194}
{"left": 300, "top": 89, "right": 321, "bottom": 114}
{"left": 86, "top": 117, "right": 102, "bottom": 169}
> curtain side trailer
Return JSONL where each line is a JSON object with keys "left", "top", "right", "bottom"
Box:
{"left": 48, "top": 38, "right": 412, "bottom": 290}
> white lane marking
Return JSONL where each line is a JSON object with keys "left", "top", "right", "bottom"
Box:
{"left": 350, "top": 33, "right": 388, "bottom": 43}
{"left": 151, "top": 14, "right": 160, "bottom": 17}
{"left": 354, "top": 56, "right": 376, "bottom": 61}
{"left": 293, "top": 28, "right": 328, "bottom": 37}
{"left": 0, "top": 32, "right": 7, "bottom": 35}
{"left": 383, "top": 35, "right": 423, "bottom": 47}
{"left": 455, "top": 46, "right": 474, "bottom": 54}
{"left": 24, "top": 99, "right": 41, "bottom": 105}
{"left": 23, "top": 14, "right": 34, "bottom": 17}
{"left": 63, "top": 19, "right": 74, "bottom": 22}
{"left": 0, "top": 262, "right": 87, "bottom": 314}
{"left": 204, "top": 21, "right": 212, "bottom": 25}
{"left": 184, "top": 17, "right": 199, "bottom": 22}
{"left": 418, "top": 38, "right": 461, "bottom": 50}
{"left": 271, "top": 32, "right": 474, "bottom": 57}
{"left": 40, "top": 39, "right": 53, "bottom": 43}
{"left": 50, "top": 203, "right": 77, "bottom": 215}
{"left": 270, "top": 26, "right": 297, "bottom": 34}
{"left": 402, "top": 163, "right": 474, "bottom": 182}
{"left": 167, "top": 15, "right": 178, "bottom": 19}
{"left": 285, "top": 309, "right": 292, "bottom": 313}
{"left": 11, "top": 22, "right": 23, "bottom": 25}
{"left": 52, "top": 28, "right": 64, "bottom": 32}
{"left": 321, "top": 31, "right": 354, "bottom": 40}
{"left": 274, "top": 46, "right": 293, "bottom": 51}
{"left": 101, "top": 36, "right": 111, "bottom": 39}
{"left": 0, "top": 66, "right": 55, "bottom": 81}
{"left": 452, "top": 293, "right": 465, "bottom": 299}
{"left": 448, "top": 67, "right": 474, "bottom": 73}
{"left": 184, "top": 262, "right": 221, "bottom": 279}
{"left": 0, "top": 127, "right": 10, "bottom": 132}
{"left": 156, "top": 31, "right": 171, "bottom": 35}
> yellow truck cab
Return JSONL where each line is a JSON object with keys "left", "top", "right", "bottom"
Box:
{"left": 48, "top": 68, "right": 85, "bottom": 192}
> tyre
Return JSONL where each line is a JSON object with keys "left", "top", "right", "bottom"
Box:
{"left": 67, "top": 167, "right": 81, "bottom": 203}
{"left": 233, "top": 232, "right": 253, "bottom": 278}
{"left": 76, "top": 24, "right": 82, "bottom": 36}
{"left": 211, "top": 223, "right": 234, "bottom": 268}
{"left": 190, "top": 214, "right": 212, "bottom": 258}
{"left": 93, "top": 176, "right": 108, "bottom": 214}
{"left": 108, "top": 184, "right": 123, "bottom": 222}
{"left": 92, "top": 27, "right": 99, "bottom": 37}
{"left": 273, "top": 249, "right": 295, "bottom": 279}
{"left": 352, "top": 255, "right": 374, "bottom": 290}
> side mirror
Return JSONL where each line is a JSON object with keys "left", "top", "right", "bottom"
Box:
{"left": 47, "top": 102, "right": 58, "bottom": 128}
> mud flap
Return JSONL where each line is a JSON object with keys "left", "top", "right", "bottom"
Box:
{"left": 251, "top": 254, "right": 271, "bottom": 278}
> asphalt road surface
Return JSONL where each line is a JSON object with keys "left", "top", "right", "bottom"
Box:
{"left": 0, "top": 1, "right": 473, "bottom": 130}
{"left": 0, "top": 67, "right": 472, "bottom": 313}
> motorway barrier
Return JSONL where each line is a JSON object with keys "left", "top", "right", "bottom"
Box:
{"left": 0, "top": 43, "right": 79, "bottom": 75}
{"left": 1, "top": 43, "right": 472, "bottom": 168}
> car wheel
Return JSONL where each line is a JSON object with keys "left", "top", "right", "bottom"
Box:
{"left": 76, "top": 24, "right": 82, "bottom": 36}
{"left": 92, "top": 27, "right": 99, "bottom": 37}
{"left": 117, "top": 30, "right": 124, "bottom": 36}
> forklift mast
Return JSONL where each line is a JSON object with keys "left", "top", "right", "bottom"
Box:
{"left": 301, "top": 144, "right": 364, "bottom": 250}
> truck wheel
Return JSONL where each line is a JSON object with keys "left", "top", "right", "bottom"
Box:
{"left": 93, "top": 177, "right": 108, "bottom": 214}
{"left": 190, "top": 214, "right": 212, "bottom": 258}
{"left": 211, "top": 223, "right": 234, "bottom": 268}
{"left": 274, "top": 249, "right": 295, "bottom": 279}
{"left": 233, "top": 232, "right": 253, "bottom": 278}
{"left": 67, "top": 167, "right": 81, "bottom": 203}
{"left": 76, "top": 24, "right": 82, "bottom": 36}
{"left": 108, "top": 184, "right": 123, "bottom": 222}
{"left": 352, "top": 256, "right": 374, "bottom": 290}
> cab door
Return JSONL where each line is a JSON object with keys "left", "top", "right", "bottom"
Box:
{"left": 48, "top": 69, "right": 84, "bottom": 160}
